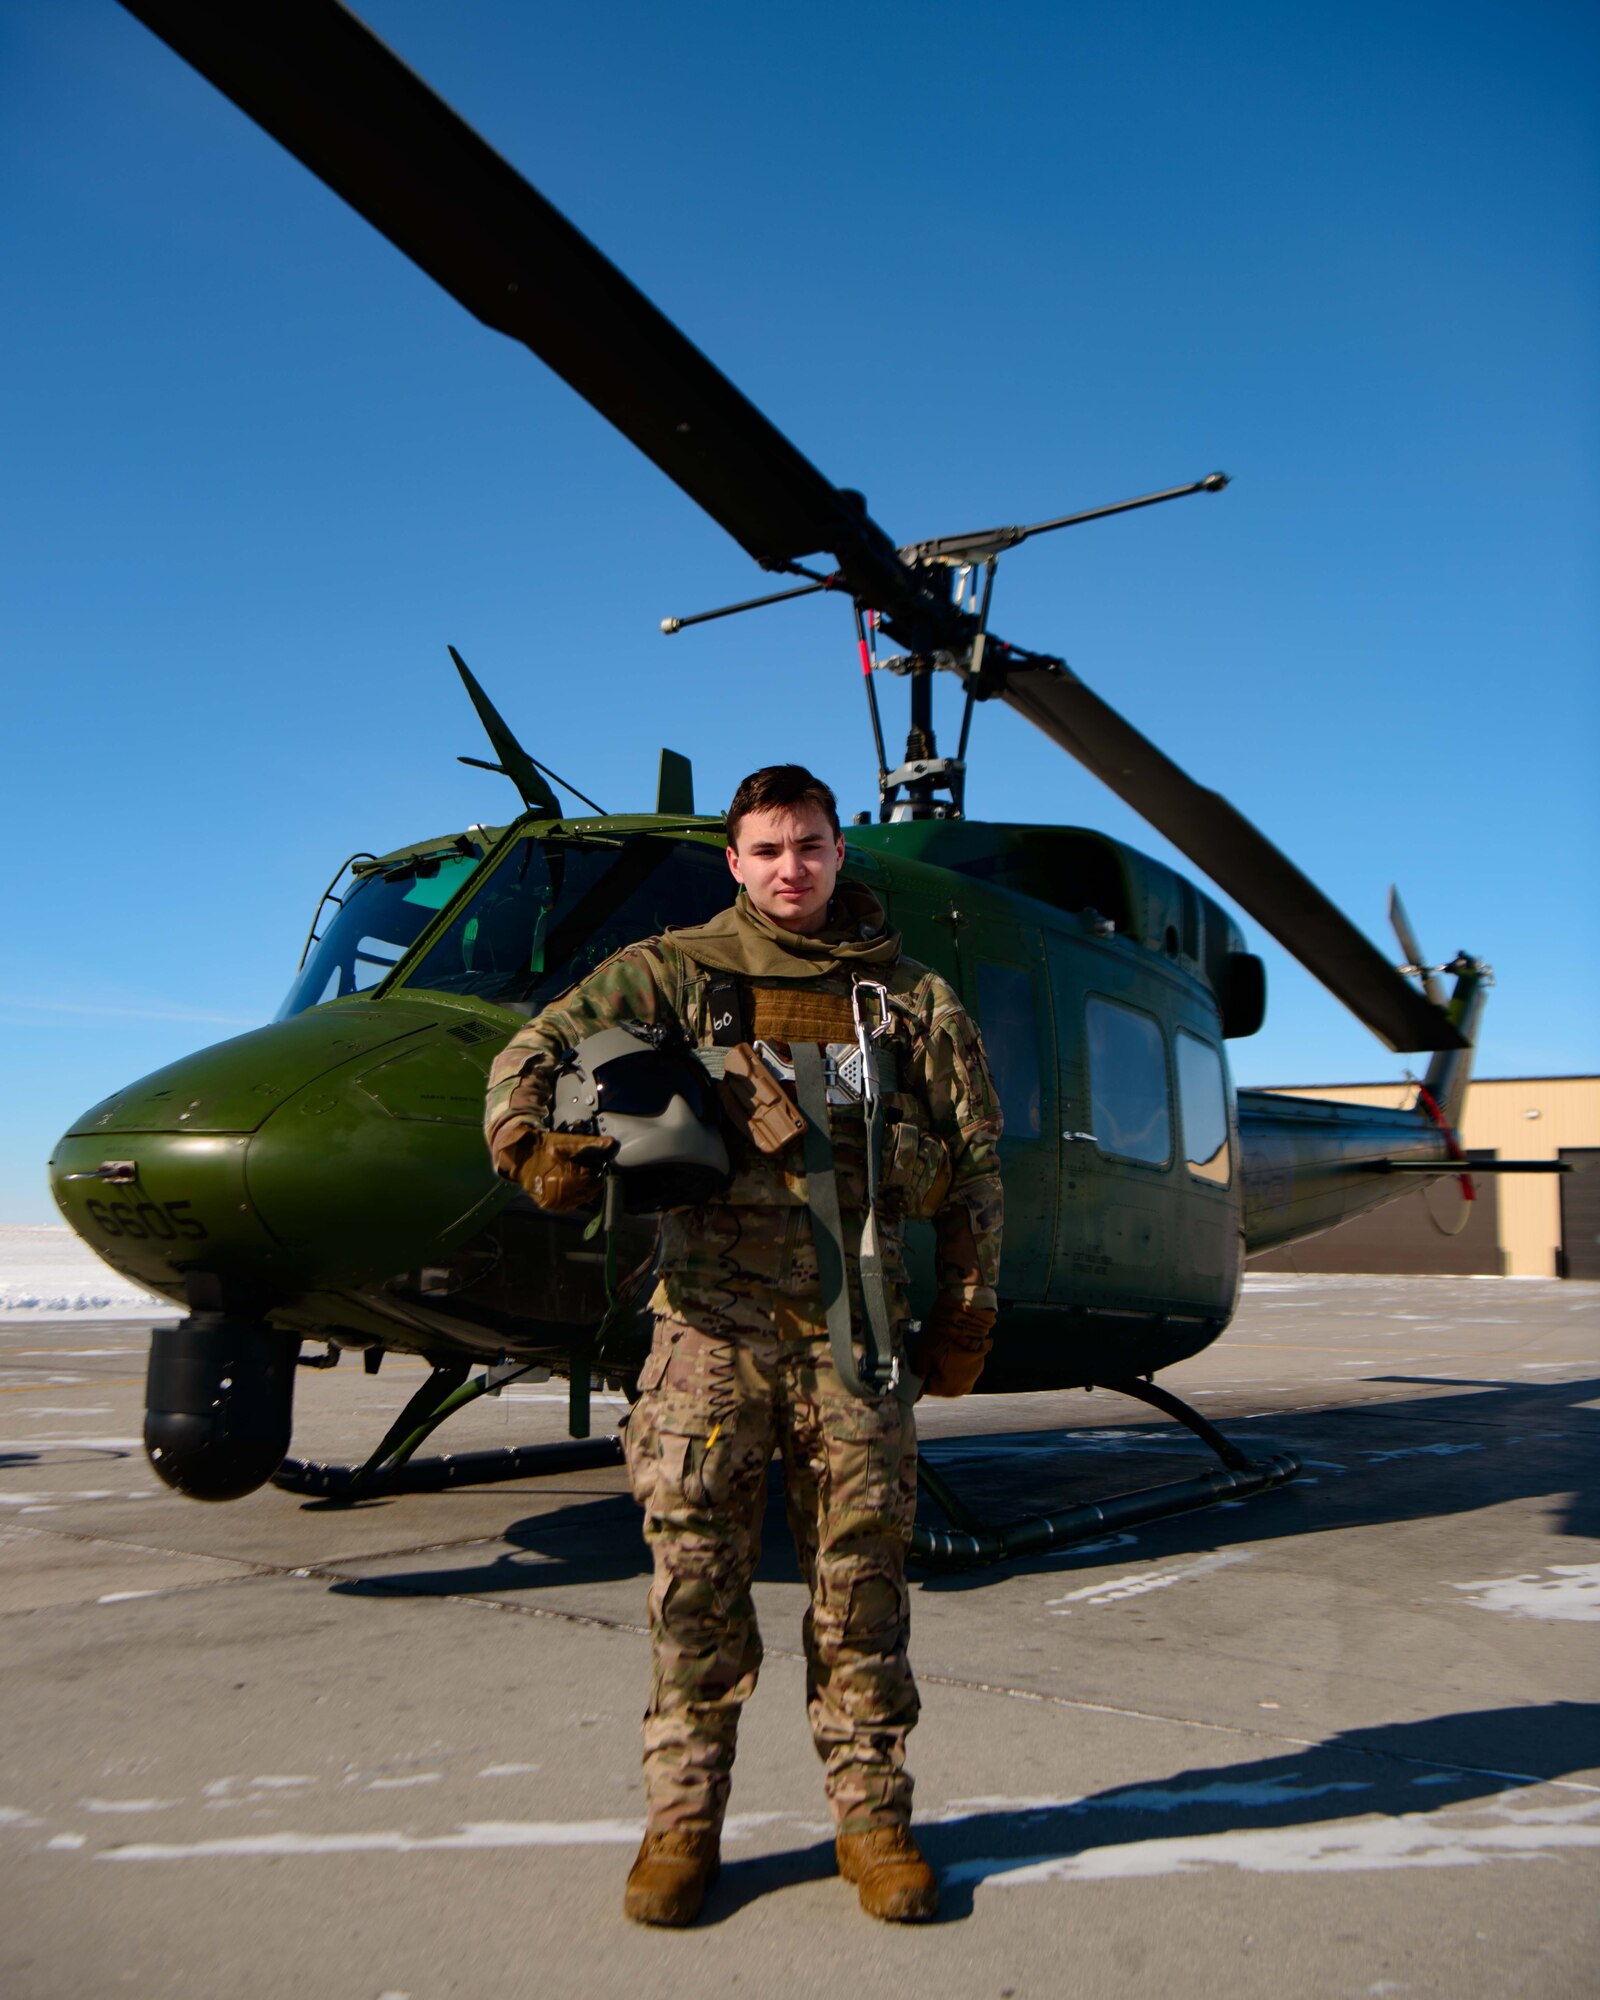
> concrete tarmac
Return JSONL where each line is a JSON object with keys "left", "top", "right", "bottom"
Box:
{"left": 2, "top": 1273, "right": 1597, "bottom": 1998}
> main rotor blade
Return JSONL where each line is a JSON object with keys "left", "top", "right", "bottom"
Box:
{"left": 119, "top": 0, "right": 1460, "bottom": 1055}
{"left": 992, "top": 660, "right": 1467, "bottom": 1051}
{"left": 119, "top": 0, "right": 941, "bottom": 633}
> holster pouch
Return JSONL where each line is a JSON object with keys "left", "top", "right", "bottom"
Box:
{"left": 879, "top": 1117, "right": 952, "bottom": 1219}
{"left": 716, "top": 1041, "right": 807, "bottom": 1155}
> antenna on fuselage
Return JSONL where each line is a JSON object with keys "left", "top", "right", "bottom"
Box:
{"left": 449, "top": 645, "right": 606, "bottom": 816}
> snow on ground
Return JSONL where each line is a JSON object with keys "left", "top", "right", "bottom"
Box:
{"left": 0, "top": 1226, "right": 171, "bottom": 1321}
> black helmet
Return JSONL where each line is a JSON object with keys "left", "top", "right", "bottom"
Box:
{"left": 551, "top": 1026, "right": 730, "bottom": 1212}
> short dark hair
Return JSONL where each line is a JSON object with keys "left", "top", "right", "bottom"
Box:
{"left": 725, "top": 764, "right": 840, "bottom": 847}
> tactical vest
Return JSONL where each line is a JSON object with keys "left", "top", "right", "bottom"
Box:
{"left": 671, "top": 958, "right": 919, "bottom": 1403}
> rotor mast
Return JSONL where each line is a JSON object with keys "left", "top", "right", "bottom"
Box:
{"left": 662, "top": 472, "right": 1230, "bottom": 822}
{"left": 876, "top": 562, "right": 966, "bottom": 822}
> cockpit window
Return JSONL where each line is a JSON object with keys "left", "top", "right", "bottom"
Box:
{"left": 398, "top": 835, "right": 734, "bottom": 1011}
{"left": 276, "top": 853, "right": 480, "bottom": 1019}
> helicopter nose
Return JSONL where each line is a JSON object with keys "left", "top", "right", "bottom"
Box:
{"left": 50, "top": 1130, "right": 275, "bottom": 1311}
{"left": 51, "top": 998, "right": 507, "bottom": 1503}
{"left": 49, "top": 1000, "right": 440, "bottom": 1304}
{"left": 240, "top": 1015, "right": 505, "bottom": 1291}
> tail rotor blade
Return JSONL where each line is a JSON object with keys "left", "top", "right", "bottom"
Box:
{"left": 1388, "top": 886, "right": 1446, "bottom": 1009}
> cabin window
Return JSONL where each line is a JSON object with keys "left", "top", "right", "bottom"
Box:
{"left": 1176, "top": 1030, "right": 1231, "bottom": 1187}
{"left": 1085, "top": 996, "right": 1171, "bottom": 1166}
{"left": 976, "top": 962, "right": 1042, "bottom": 1140}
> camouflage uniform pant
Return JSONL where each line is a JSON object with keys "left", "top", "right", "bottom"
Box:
{"left": 623, "top": 1294, "right": 918, "bottom": 1837}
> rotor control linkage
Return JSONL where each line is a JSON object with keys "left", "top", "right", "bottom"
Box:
{"left": 661, "top": 570, "right": 842, "bottom": 634}
{"left": 909, "top": 1376, "right": 1300, "bottom": 1571}
{"left": 898, "top": 472, "right": 1229, "bottom": 569}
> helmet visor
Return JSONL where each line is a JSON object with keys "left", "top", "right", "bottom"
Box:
{"left": 592, "top": 1049, "right": 713, "bottom": 1122}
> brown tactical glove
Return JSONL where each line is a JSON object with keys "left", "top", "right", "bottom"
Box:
{"left": 508, "top": 1130, "right": 617, "bottom": 1214}
{"left": 913, "top": 1295, "right": 996, "bottom": 1399}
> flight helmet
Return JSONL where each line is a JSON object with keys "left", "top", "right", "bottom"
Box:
{"left": 550, "top": 1025, "right": 730, "bottom": 1212}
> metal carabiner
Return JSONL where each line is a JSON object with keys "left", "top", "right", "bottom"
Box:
{"left": 850, "top": 979, "right": 893, "bottom": 1116}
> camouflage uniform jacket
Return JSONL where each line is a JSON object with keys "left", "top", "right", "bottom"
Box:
{"left": 484, "top": 883, "right": 1003, "bottom": 1332}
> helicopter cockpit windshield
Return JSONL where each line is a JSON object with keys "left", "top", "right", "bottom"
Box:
{"left": 276, "top": 850, "right": 482, "bottom": 1020}
{"left": 394, "top": 832, "right": 735, "bottom": 1015}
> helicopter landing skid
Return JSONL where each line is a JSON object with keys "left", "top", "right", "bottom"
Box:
{"left": 273, "top": 1352, "right": 626, "bottom": 1501}
{"left": 274, "top": 1432, "right": 625, "bottom": 1500}
{"left": 911, "top": 1376, "right": 1300, "bottom": 1570}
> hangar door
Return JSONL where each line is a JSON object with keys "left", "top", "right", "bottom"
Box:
{"left": 1558, "top": 1150, "right": 1600, "bottom": 1280}
{"left": 1247, "top": 1152, "right": 1502, "bottom": 1275}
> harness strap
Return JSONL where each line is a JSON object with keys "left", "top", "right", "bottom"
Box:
{"left": 706, "top": 974, "right": 746, "bottom": 1047}
{"left": 792, "top": 1042, "right": 875, "bottom": 1401}
{"left": 852, "top": 979, "right": 918, "bottom": 1408}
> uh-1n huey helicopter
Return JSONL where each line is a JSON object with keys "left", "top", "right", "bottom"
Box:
{"left": 48, "top": 0, "right": 1562, "bottom": 1566}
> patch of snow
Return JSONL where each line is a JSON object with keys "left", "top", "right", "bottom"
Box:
{"left": 946, "top": 1794, "right": 1600, "bottom": 1885}
{"left": 97, "top": 1809, "right": 797, "bottom": 1862}
{"left": 1360, "top": 1444, "right": 1485, "bottom": 1463}
{"left": 0, "top": 1225, "right": 171, "bottom": 1321}
{"left": 1047, "top": 1550, "right": 1252, "bottom": 1612}
{"left": 1451, "top": 1564, "right": 1600, "bottom": 1623}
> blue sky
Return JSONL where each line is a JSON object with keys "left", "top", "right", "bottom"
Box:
{"left": 2, "top": 0, "right": 1595, "bottom": 1222}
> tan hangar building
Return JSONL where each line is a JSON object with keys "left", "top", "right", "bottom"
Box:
{"left": 1245, "top": 1075, "right": 1600, "bottom": 1279}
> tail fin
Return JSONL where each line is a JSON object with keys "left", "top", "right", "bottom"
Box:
{"left": 1421, "top": 956, "right": 1489, "bottom": 1131}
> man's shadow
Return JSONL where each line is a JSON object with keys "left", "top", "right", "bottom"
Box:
{"left": 705, "top": 1700, "right": 1600, "bottom": 1922}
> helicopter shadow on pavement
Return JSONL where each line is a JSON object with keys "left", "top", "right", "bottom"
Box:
{"left": 703, "top": 1700, "right": 1600, "bottom": 1923}
{"left": 326, "top": 1483, "right": 655, "bottom": 1602}
{"left": 0, "top": 1442, "right": 139, "bottom": 1473}
{"left": 323, "top": 1464, "right": 830, "bottom": 1603}
{"left": 322, "top": 1370, "right": 1599, "bottom": 1604}
{"left": 909, "top": 1369, "right": 1600, "bottom": 1594}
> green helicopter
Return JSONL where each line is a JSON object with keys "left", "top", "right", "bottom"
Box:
{"left": 48, "top": 1, "right": 1564, "bottom": 1566}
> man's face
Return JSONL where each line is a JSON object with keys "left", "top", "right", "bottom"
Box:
{"left": 727, "top": 802, "right": 845, "bottom": 934}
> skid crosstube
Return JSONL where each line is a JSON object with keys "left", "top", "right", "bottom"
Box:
{"left": 910, "top": 1376, "right": 1301, "bottom": 1570}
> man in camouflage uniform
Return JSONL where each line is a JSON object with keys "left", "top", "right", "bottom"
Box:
{"left": 484, "top": 765, "right": 1002, "bottom": 1926}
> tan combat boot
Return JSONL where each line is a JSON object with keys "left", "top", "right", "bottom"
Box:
{"left": 836, "top": 1824, "right": 939, "bottom": 1922}
{"left": 623, "top": 1828, "right": 721, "bottom": 1927}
